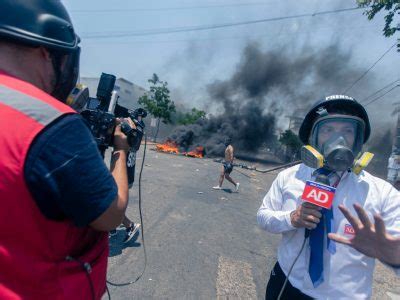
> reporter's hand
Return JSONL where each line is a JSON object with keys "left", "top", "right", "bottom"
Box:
{"left": 328, "top": 204, "right": 400, "bottom": 266}
{"left": 113, "top": 118, "right": 135, "bottom": 152}
{"left": 291, "top": 202, "right": 322, "bottom": 229}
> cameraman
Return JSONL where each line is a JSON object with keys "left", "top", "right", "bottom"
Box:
{"left": 0, "top": 1, "right": 132, "bottom": 299}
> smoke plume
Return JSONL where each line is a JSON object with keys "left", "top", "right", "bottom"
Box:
{"left": 168, "top": 42, "right": 367, "bottom": 157}
{"left": 365, "top": 129, "right": 393, "bottom": 178}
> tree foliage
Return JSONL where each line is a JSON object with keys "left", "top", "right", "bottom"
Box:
{"left": 174, "top": 108, "right": 206, "bottom": 125}
{"left": 138, "top": 73, "right": 176, "bottom": 124}
{"left": 357, "top": 0, "right": 400, "bottom": 50}
{"left": 279, "top": 129, "right": 303, "bottom": 159}
{"left": 138, "top": 73, "right": 176, "bottom": 141}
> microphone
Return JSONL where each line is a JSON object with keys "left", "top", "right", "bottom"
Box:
{"left": 302, "top": 172, "right": 333, "bottom": 238}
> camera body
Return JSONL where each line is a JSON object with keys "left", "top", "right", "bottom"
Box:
{"left": 115, "top": 104, "right": 147, "bottom": 152}
{"left": 68, "top": 73, "right": 147, "bottom": 186}
{"left": 80, "top": 107, "right": 116, "bottom": 155}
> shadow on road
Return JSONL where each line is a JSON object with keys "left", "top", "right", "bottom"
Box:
{"left": 108, "top": 229, "right": 141, "bottom": 257}
{"left": 221, "top": 189, "right": 237, "bottom": 194}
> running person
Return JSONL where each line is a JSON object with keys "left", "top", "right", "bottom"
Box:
{"left": 213, "top": 137, "right": 239, "bottom": 191}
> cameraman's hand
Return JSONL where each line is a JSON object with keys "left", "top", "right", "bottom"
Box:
{"left": 113, "top": 118, "right": 136, "bottom": 152}
{"left": 290, "top": 202, "right": 322, "bottom": 229}
{"left": 92, "top": 118, "right": 135, "bottom": 232}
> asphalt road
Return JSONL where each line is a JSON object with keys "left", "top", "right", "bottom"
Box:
{"left": 105, "top": 146, "right": 400, "bottom": 300}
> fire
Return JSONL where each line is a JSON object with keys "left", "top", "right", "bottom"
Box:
{"left": 155, "top": 141, "right": 204, "bottom": 158}
{"left": 185, "top": 146, "right": 204, "bottom": 158}
{"left": 155, "top": 141, "right": 179, "bottom": 154}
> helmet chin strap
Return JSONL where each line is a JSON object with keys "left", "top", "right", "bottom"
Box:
{"left": 50, "top": 52, "right": 63, "bottom": 97}
{"left": 50, "top": 48, "right": 80, "bottom": 103}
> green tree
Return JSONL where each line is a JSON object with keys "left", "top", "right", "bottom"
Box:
{"left": 279, "top": 130, "right": 303, "bottom": 161}
{"left": 175, "top": 108, "right": 206, "bottom": 125}
{"left": 138, "top": 73, "right": 176, "bottom": 141}
{"left": 357, "top": 0, "right": 400, "bottom": 50}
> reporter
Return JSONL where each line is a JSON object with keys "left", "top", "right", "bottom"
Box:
{"left": 0, "top": 1, "right": 131, "bottom": 299}
{"left": 257, "top": 95, "right": 400, "bottom": 299}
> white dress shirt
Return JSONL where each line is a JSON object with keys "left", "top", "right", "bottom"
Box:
{"left": 257, "top": 163, "right": 400, "bottom": 299}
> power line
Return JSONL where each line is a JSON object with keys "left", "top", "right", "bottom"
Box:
{"left": 344, "top": 42, "right": 397, "bottom": 94}
{"left": 81, "top": 6, "right": 363, "bottom": 39}
{"left": 361, "top": 78, "right": 400, "bottom": 102}
{"left": 71, "top": 1, "right": 274, "bottom": 13}
{"left": 364, "top": 84, "right": 400, "bottom": 107}
{"left": 83, "top": 23, "right": 376, "bottom": 46}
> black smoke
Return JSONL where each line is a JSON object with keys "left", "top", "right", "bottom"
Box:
{"left": 365, "top": 129, "right": 393, "bottom": 179}
{"left": 168, "top": 42, "right": 366, "bottom": 157}
{"left": 170, "top": 109, "right": 276, "bottom": 156}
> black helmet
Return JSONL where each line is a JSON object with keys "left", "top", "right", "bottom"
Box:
{"left": 298, "top": 95, "right": 371, "bottom": 145}
{"left": 0, "top": 0, "right": 81, "bottom": 102}
{"left": 0, "top": 0, "right": 79, "bottom": 52}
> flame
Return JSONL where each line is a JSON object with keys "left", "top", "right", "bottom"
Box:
{"left": 155, "top": 141, "right": 204, "bottom": 158}
{"left": 184, "top": 146, "right": 204, "bottom": 158}
{"left": 155, "top": 141, "right": 179, "bottom": 154}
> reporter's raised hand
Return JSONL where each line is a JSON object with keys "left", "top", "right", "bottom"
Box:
{"left": 291, "top": 202, "right": 323, "bottom": 229}
{"left": 328, "top": 204, "right": 400, "bottom": 266}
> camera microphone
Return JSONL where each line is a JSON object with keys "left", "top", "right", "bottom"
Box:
{"left": 277, "top": 172, "right": 335, "bottom": 300}
{"left": 96, "top": 73, "right": 116, "bottom": 111}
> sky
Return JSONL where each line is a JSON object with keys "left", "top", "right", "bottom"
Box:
{"left": 62, "top": 0, "right": 400, "bottom": 133}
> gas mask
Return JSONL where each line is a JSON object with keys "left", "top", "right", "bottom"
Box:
{"left": 318, "top": 131, "right": 355, "bottom": 172}
{"left": 301, "top": 115, "right": 374, "bottom": 173}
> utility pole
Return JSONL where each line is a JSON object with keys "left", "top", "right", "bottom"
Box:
{"left": 392, "top": 102, "right": 400, "bottom": 151}
{"left": 395, "top": 113, "right": 400, "bottom": 150}
{"left": 387, "top": 102, "right": 400, "bottom": 189}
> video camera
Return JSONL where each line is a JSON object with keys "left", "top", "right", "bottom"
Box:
{"left": 67, "top": 73, "right": 147, "bottom": 186}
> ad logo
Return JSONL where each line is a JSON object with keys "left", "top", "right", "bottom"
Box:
{"left": 344, "top": 224, "right": 355, "bottom": 235}
{"left": 301, "top": 180, "right": 336, "bottom": 209}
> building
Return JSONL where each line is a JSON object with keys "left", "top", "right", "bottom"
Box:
{"left": 80, "top": 76, "right": 146, "bottom": 110}
{"left": 286, "top": 115, "right": 304, "bottom": 133}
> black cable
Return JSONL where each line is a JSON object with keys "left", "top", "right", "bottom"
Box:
{"left": 361, "top": 78, "right": 400, "bottom": 102}
{"left": 85, "top": 23, "right": 377, "bottom": 46}
{"left": 344, "top": 43, "right": 397, "bottom": 94}
{"left": 106, "top": 284, "right": 111, "bottom": 300}
{"left": 276, "top": 237, "right": 307, "bottom": 300}
{"left": 107, "top": 133, "right": 148, "bottom": 287}
{"left": 364, "top": 84, "right": 400, "bottom": 106}
{"left": 81, "top": 6, "right": 362, "bottom": 39}
{"left": 65, "top": 255, "right": 96, "bottom": 300}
